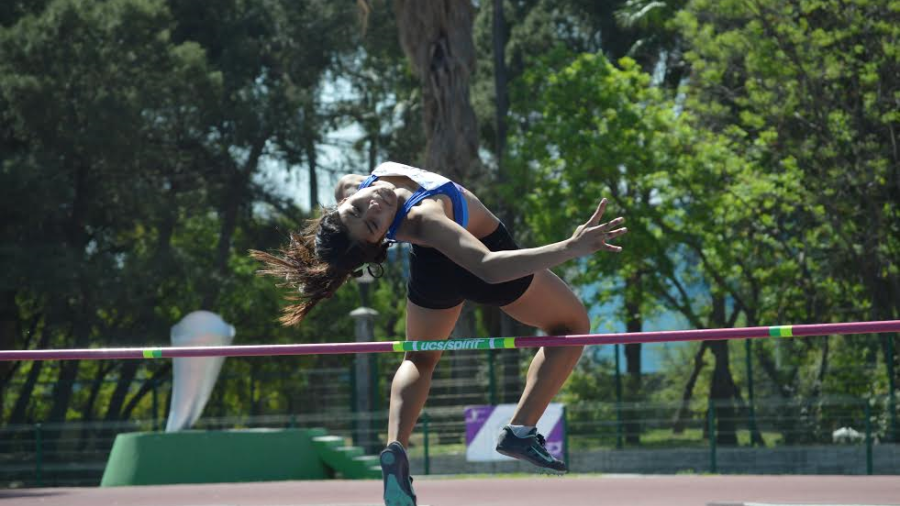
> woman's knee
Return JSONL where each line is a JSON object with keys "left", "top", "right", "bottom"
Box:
{"left": 404, "top": 350, "right": 442, "bottom": 370}
{"left": 546, "top": 317, "right": 589, "bottom": 359}
{"left": 546, "top": 311, "right": 590, "bottom": 337}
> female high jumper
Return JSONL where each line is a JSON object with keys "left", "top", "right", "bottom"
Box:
{"left": 252, "top": 161, "right": 626, "bottom": 506}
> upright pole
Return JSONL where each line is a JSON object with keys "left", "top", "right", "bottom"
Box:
{"left": 423, "top": 412, "right": 431, "bottom": 475}
{"left": 563, "top": 405, "right": 570, "bottom": 469}
{"left": 745, "top": 339, "right": 759, "bottom": 445}
{"left": 369, "top": 352, "right": 379, "bottom": 448}
{"left": 488, "top": 349, "right": 497, "bottom": 405}
{"left": 887, "top": 334, "right": 896, "bottom": 443}
{"left": 864, "top": 400, "right": 873, "bottom": 475}
{"left": 615, "top": 343, "right": 624, "bottom": 449}
{"left": 349, "top": 363, "right": 357, "bottom": 442}
{"left": 34, "top": 423, "right": 43, "bottom": 487}
{"left": 370, "top": 353, "right": 380, "bottom": 413}
{"left": 708, "top": 398, "right": 717, "bottom": 473}
{"left": 351, "top": 307, "right": 378, "bottom": 453}
{"left": 151, "top": 379, "right": 159, "bottom": 432}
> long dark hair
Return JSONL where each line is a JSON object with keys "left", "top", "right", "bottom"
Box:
{"left": 250, "top": 207, "right": 388, "bottom": 326}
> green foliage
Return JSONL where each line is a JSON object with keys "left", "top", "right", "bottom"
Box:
{"left": 0, "top": 0, "right": 362, "bottom": 424}
{"left": 674, "top": 0, "right": 899, "bottom": 399}
{"left": 508, "top": 49, "right": 714, "bottom": 322}
{"left": 504, "top": 0, "right": 898, "bottom": 422}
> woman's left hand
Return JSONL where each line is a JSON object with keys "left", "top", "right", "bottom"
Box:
{"left": 569, "top": 198, "right": 628, "bottom": 255}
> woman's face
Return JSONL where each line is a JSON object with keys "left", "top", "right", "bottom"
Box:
{"left": 337, "top": 184, "right": 398, "bottom": 243}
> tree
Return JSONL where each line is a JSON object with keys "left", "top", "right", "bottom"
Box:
{"left": 0, "top": 0, "right": 224, "bottom": 424}
{"left": 474, "top": 0, "right": 682, "bottom": 414}
{"left": 508, "top": 49, "right": 773, "bottom": 443}
{"left": 390, "top": 0, "right": 481, "bottom": 182}
{"left": 0, "top": 0, "right": 362, "bottom": 427}
{"left": 677, "top": 0, "right": 899, "bottom": 421}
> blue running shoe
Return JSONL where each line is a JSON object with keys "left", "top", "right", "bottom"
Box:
{"left": 380, "top": 441, "right": 417, "bottom": 506}
{"left": 495, "top": 426, "right": 568, "bottom": 473}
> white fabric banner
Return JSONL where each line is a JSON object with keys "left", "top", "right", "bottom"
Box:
{"left": 165, "top": 310, "right": 235, "bottom": 432}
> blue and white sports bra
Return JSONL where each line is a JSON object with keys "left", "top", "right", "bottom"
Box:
{"left": 357, "top": 162, "right": 469, "bottom": 242}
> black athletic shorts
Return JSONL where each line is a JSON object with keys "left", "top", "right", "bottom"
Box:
{"left": 407, "top": 222, "right": 534, "bottom": 309}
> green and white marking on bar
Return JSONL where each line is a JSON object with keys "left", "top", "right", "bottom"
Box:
{"left": 392, "top": 337, "right": 516, "bottom": 353}
{"left": 768, "top": 325, "right": 793, "bottom": 337}
{"left": 142, "top": 348, "right": 163, "bottom": 359}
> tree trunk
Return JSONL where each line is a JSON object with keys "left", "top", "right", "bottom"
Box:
{"left": 756, "top": 343, "right": 793, "bottom": 399}
{"left": 392, "top": 0, "right": 480, "bottom": 182}
{"left": 623, "top": 340, "right": 642, "bottom": 444}
{"left": 623, "top": 272, "right": 643, "bottom": 444}
{"left": 47, "top": 310, "right": 90, "bottom": 424}
{"left": 393, "top": 0, "right": 482, "bottom": 414}
{"left": 492, "top": 0, "right": 509, "bottom": 177}
{"left": 119, "top": 363, "right": 172, "bottom": 421}
{"left": 202, "top": 137, "right": 265, "bottom": 310}
{"left": 203, "top": 168, "right": 242, "bottom": 310}
{"left": 81, "top": 364, "right": 110, "bottom": 423}
{"left": 8, "top": 329, "right": 51, "bottom": 425}
{"left": 673, "top": 341, "right": 708, "bottom": 433}
{"left": 812, "top": 335, "right": 829, "bottom": 398}
{"left": 307, "top": 132, "right": 320, "bottom": 210}
{"left": 728, "top": 367, "right": 766, "bottom": 447}
{"left": 708, "top": 296, "right": 738, "bottom": 445}
{"left": 47, "top": 160, "right": 92, "bottom": 426}
{"left": 155, "top": 182, "right": 179, "bottom": 268}
{"left": 104, "top": 361, "right": 140, "bottom": 421}
{"left": 708, "top": 340, "right": 738, "bottom": 445}
{"left": 47, "top": 361, "right": 80, "bottom": 423}
{"left": 77, "top": 363, "right": 113, "bottom": 452}
{"left": 488, "top": 0, "right": 524, "bottom": 404}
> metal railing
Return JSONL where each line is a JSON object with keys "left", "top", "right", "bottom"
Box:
{"left": 1, "top": 395, "right": 896, "bottom": 488}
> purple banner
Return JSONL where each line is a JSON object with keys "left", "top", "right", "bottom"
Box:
{"left": 464, "top": 403, "right": 565, "bottom": 462}
{"left": 465, "top": 405, "right": 496, "bottom": 446}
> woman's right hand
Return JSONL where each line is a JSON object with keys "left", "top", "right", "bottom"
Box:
{"left": 569, "top": 198, "right": 627, "bottom": 255}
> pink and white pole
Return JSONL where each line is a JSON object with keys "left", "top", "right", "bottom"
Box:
{"left": 1, "top": 320, "right": 898, "bottom": 362}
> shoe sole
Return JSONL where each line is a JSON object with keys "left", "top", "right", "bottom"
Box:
{"left": 384, "top": 475, "right": 416, "bottom": 506}
{"left": 382, "top": 450, "right": 416, "bottom": 506}
{"left": 495, "top": 447, "right": 568, "bottom": 474}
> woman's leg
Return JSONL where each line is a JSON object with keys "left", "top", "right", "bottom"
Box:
{"left": 500, "top": 270, "right": 591, "bottom": 426}
{"left": 386, "top": 299, "right": 463, "bottom": 447}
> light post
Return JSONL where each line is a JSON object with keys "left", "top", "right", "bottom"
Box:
{"left": 350, "top": 269, "right": 378, "bottom": 452}
{"left": 357, "top": 268, "right": 375, "bottom": 307}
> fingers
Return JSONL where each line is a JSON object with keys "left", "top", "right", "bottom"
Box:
{"left": 606, "top": 227, "right": 628, "bottom": 240}
{"left": 601, "top": 227, "right": 628, "bottom": 253}
{"left": 596, "top": 216, "right": 625, "bottom": 232}
{"left": 587, "top": 198, "right": 607, "bottom": 226}
{"left": 581, "top": 199, "right": 628, "bottom": 254}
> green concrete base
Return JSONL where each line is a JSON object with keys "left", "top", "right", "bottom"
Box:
{"left": 101, "top": 427, "right": 378, "bottom": 486}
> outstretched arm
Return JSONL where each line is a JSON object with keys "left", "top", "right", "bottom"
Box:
{"left": 413, "top": 199, "right": 627, "bottom": 284}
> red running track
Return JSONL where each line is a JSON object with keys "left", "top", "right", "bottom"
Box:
{"left": 2, "top": 475, "right": 899, "bottom": 506}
